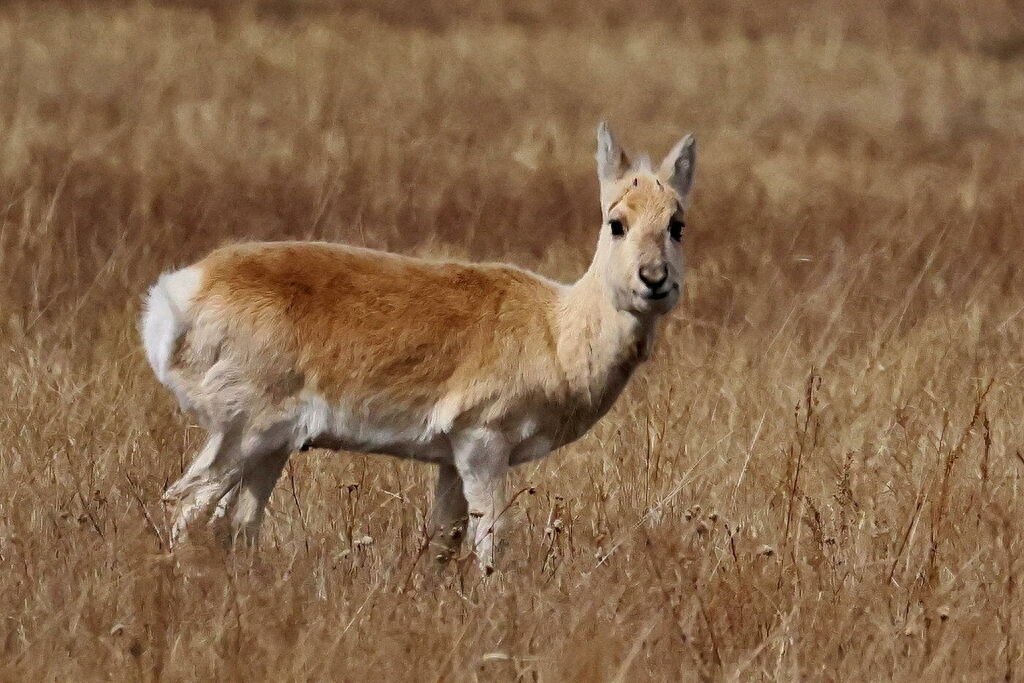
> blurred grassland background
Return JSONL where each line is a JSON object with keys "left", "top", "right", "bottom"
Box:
{"left": 1, "top": 0, "right": 1024, "bottom": 680}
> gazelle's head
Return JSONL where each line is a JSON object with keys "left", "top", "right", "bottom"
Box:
{"left": 592, "top": 122, "right": 696, "bottom": 317}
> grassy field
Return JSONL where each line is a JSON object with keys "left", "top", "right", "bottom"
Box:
{"left": 1, "top": 1, "right": 1024, "bottom": 680}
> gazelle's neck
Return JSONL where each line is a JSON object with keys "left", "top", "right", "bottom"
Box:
{"left": 554, "top": 263, "right": 656, "bottom": 405}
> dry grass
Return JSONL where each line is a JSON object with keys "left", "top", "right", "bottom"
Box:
{"left": 2, "top": 1, "right": 1024, "bottom": 680}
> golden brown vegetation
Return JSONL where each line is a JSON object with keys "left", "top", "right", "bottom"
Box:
{"left": 2, "top": 1, "right": 1024, "bottom": 679}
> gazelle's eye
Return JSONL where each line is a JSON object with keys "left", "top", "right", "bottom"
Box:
{"left": 609, "top": 219, "right": 625, "bottom": 237}
{"left": 668, "top": 218, "right": 685, "bottom": 241}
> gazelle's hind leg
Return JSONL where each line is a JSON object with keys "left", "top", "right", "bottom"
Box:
{"left": 207, "top": 482, "right": 241, "bottom": 545}
{"left": 165, "top": 431, "right": 227, "bottom": 502}
{"left": 431, "top": 463, "right": 468, "bottom": 563}
{"left": 166, "top": 417, "right": 292, "bottom": 547}
{"left": 227, "top": 448, "right": 291, "bottom": 545}
{"left": 197, "top": 448, "right": 291, "bottom": 547}
{"left": 166, "top": 426, "right": 245, "bottom": 546}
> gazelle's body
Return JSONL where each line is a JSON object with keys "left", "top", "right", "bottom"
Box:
{"left": 142, "top": 123, "right": 696, "bottom": 570}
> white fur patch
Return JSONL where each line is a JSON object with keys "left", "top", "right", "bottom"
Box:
{"left": 295, "top": 393, "right": 448, "bottom": 460}
{"left": 141, "top": 267, "right": 201, "bottom": 383}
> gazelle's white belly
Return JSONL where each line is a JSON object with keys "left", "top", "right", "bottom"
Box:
{"left": 290, "top": 393, "right": 552, "bottom": 465}
{"left": 289, "top": 374, "right": 628, "bottom": 467}
{"left": 293, "top": 394, "right": 452, "bottom": 462}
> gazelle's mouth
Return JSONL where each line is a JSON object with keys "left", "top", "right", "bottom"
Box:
{"left": 638, "top": 282, "right": 678, "bottom": 302}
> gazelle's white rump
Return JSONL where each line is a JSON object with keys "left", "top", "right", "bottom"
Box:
{"left": 142, "top": 122, "right": 696, "bottom": 571}
{"left": 142, "top": 267, "right": 201, "bottom": 409}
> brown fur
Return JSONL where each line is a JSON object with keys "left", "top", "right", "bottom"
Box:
{"left": 182, "top": 241, "right": 564, "bottom": 431}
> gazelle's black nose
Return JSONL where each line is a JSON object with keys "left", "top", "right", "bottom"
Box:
{"left": 638, "top": 263, "right": 668, "bottom": 290}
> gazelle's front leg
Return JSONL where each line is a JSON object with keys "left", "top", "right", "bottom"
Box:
{"left": 431, "top": 463, "right": 468, "bottom": 563}
{"left": 452, "top": 429, "right": 510, "bottom": 573}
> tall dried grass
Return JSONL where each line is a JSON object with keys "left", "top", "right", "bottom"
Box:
{"left": 1, "top": 2, "right": 1023, "bottom": 680}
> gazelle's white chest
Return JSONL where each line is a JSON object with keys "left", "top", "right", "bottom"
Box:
{"left": 506, "top": 365, "right": 637, "bottom": 465}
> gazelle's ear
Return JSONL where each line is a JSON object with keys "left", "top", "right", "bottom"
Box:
{"left": 596, "top": 121, "right": 630, "bottom": 183}
{"left": 659, "top": 133, "right": 696, "bottom": 200}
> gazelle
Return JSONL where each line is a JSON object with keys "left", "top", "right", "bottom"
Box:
{"left": 141, "top": 122, "right": 696, "bottom": 571}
